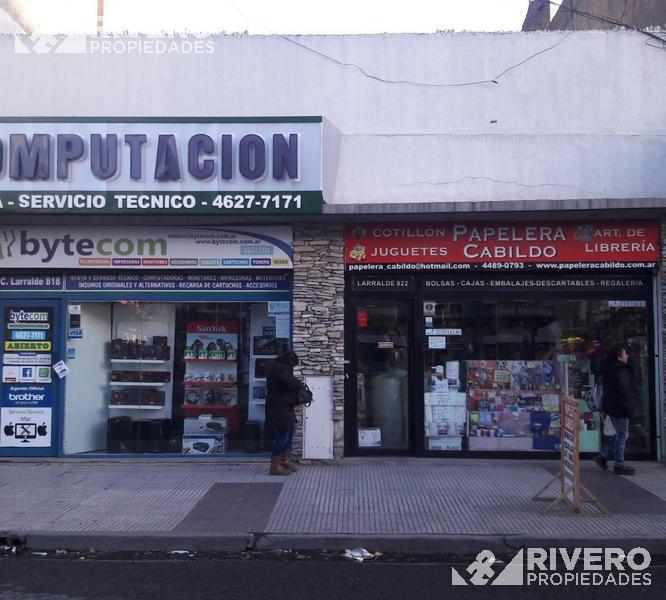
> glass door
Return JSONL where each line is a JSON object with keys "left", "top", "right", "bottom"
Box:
{"left": 347, "top": 301, "right": 413, "bottom": 453}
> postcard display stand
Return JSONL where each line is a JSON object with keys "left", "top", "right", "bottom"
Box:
{"left": 182, "top": 321, "right": 239, "bottom": 455}
{"left": 425, "top": 360, "right": 565, "bottom": 452}
{"left": 108, "top": 304, "right": 175, "bottom": 452}
{"left": 466, "top": 360, "right": 564, "bottom": 452}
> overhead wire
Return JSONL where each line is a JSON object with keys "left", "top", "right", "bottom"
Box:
{"left": 278, "top": 31, "right": 572, "bottom": 87}
{"left": 223, "top": 0, "right": 664, "bottom": 89}
{"left": 546, "top": 0, "right": 666, "bottom": 48}
{"left": 224, "top": 0, "right": 573, "bottom": 88}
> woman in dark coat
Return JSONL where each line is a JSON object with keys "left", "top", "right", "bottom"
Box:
{"left": 595, "top": 345, "right": 635, "bottom": 475}
{"left": 265, "top": 351, "right": 303, "bottom": 475}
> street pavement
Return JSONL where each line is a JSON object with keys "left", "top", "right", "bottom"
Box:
{"left": 0, "top": 457, "right": 665, "bottom": 556}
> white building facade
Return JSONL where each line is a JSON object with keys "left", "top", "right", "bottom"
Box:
{"left": 0, "top": 31, "right": 663, "bottom": 460}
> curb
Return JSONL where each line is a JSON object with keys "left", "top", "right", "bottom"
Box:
{"left": 253, "top": 534, "right": 666, "bottom": 557}
{"left": 18, "top": 532, "right": 251, "bottom": 553}
{"left": 12, "top": 531, "right": 666, "bottom": 557}
{"left": 253, "top": 534, "right": 509, "bottom": 556}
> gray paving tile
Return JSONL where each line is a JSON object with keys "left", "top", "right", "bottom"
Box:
{"left": 267, "top": 463, "right": 666, "bottom": 536}
{"left": 628, "top": 470, "right": 666, "bottom": 501}
{"left": 0, "top": 461, "right": 665, "bottom": 538}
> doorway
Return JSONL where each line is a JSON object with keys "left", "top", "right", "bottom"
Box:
{"left": 346, "top": 300, "right": 413, "bottom": 454}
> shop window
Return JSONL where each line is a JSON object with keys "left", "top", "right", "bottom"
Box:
{"left": 424, "top": 299, "right": 650, "bottom": 454}
{"left": 63, "top": 301, "right": 291, "bottom": 455}
{"left": 355, "top": 304, "right": 410, "bottom": 450}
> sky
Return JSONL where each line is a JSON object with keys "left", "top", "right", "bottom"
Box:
{"left": 4, "top": 0, "right": 532, "bottom": 35}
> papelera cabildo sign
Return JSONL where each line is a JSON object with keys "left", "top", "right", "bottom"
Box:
{"left": 345, "top": 222, "right": 659, "bottom": 271}
{"left": 0, "top": 118, "right": 325, "bottom": 214}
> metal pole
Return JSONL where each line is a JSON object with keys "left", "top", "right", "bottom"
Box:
{"left": 97, "top": 0, "right": 104, "bottom": 35}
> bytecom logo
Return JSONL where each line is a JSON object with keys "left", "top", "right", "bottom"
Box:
{"left": 0, "top": 229, "right": 17, "bottom": 260}
{"left": 18, "top": 231, "right": 167, "bottom": 263}
{"left": 452, "top": 547, "right": 652, "bottom": 587}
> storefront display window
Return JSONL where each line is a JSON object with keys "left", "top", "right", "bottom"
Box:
{"left": 63, "top": 300, "right": 291, "bottom": 455}
{"left": 424, "top": 298, "right": 651, "bottom": 455}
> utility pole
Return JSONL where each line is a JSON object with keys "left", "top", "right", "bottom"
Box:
{"left": 0, "top": 0, "right": 35, "bottom": 33}
{"left": 97, "top": 0, "right": 104, "bottom": 34}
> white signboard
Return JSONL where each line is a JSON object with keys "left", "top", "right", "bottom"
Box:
{"left": 275, "top": 315, "right": 291, "bottom": 339}
{"left": 0, "top": 226, "right": 293, "bottom": 269}
{"left": 52, "top": 360, "right": 71, "bottom": 379}
{"left": 2, "top": 366, "right": 19, "bottom": 383}
{"left": 0, "top": 407, "right": 52, "bottom": 447}
{"left": 608, "top": 300, "right": 646, "bottom": 308}
{"left": 3, "top": 353, "right": 52, "bottom": 366}
{"left": 428, "top": 336, "right": 447, "bottom": 349}
{"left": 432, "top": 405, "right": 467, "bottom": 422}
{"left": 0, "top": 121, "right": 323, "bottom": 193}
{"left": 426, "top": 329, "right": 462, "bottom": 336}
{"left": 358, "top": 428, "right": 381, "bottom": 447}
{"left": 268, "top": 301, "right": 290, "bottom": 315}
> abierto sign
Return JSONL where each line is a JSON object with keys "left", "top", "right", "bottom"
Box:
{"left": 0, "top": 226, "right": 293, "bottom": 269}
{"left": 345, "top": 222, "right": 659, "bottom": 271}
{"left": 0, "top": 118, "right": 327, "bottom": 214}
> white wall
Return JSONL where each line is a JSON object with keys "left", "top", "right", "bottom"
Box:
{"left": 0, "top": 31, "right": 665, "bottom": 203}
{"left": 63, "top": 302, "right": 110, "bottom": 454}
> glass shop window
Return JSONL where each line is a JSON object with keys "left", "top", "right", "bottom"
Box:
{"left": 423, "top": 298, "right": 651, "bottom": 455}
{"left": 63, "top": 301, "right": 291, "bottom": 455}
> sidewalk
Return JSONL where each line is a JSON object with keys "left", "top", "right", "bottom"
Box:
{"left": 1, "top": 457, "right": 665, "bottom": 556}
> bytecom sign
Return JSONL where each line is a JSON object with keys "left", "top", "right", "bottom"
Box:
{"left": 0, "top": 226, "right": 293, "bottom": 269}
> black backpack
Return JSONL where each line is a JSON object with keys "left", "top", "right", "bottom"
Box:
{"left": 296, "top": 383, "right": 314, "bottom": 407}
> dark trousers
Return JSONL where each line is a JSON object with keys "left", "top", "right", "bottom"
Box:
{"left": 272, "top": 427, "right": 294, "bottom": 456}
{"left": 602, "top": 416, "right": 629, "bottom": 466}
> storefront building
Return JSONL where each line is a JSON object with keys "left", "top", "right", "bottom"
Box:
{"left": 0, "top": 117, "right": 335, "bottom": 458}
{"left": 1, "top": 31, "right": 665, "bottom": 461}
{"left": 343, "top": 222, "right": 660, "bottom": 459}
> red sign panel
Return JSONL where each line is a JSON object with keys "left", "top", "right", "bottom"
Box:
{"left": 345, "top": 222, "right": 660, "bottom": 272}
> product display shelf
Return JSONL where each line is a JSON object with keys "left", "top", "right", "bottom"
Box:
{"left": 182, "top": 404, "right": 239, "bottom": 435}
{"left": 110, "top": 359, "right": 168, "bottom": 364}
{"left": 109, "top": 382, "right": 169, "bottom": 387}
{"left": 183, "top": 359, "right": 236, "bottom": 364}
{"left": 182, "top": 381, "right": 237, "bottom": 388}
{"left": 109, "top": 405, "right": 163, "bottom": 410}
{"left": 182, "top": 403, "right": 234, "bottom": 410}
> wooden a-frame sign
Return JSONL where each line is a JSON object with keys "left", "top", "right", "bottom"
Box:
{"left": 533, "top": 396, "right": 608, "bottom": 514}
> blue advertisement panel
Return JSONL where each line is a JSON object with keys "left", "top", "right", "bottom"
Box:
{"left": 65, "top": 272, "right": 291, "bottom": 292}
{"left": 2, "top": 384, "right": 52, "bottom": 407}
{"left": 1, "top": 306, "right": 55, "bottom": 449}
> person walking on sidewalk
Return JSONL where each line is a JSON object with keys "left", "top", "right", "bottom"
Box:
{"left": 595, "top": 345, "right": 636, "bottom": 475}
{"left": 265, "top": 351, "right": 302, "bottom": 476}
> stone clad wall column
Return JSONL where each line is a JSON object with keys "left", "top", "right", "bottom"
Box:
{"left": 290, "top": 223, "right": 345, "bottom": 460}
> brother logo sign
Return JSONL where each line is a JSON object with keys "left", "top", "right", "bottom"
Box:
{"left": 8, "top": 390, "right": 46, "bottom": 403}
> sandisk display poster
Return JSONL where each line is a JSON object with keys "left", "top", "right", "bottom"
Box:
{"left": 1, "top": 307, "right": 54, "bottom": 448}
